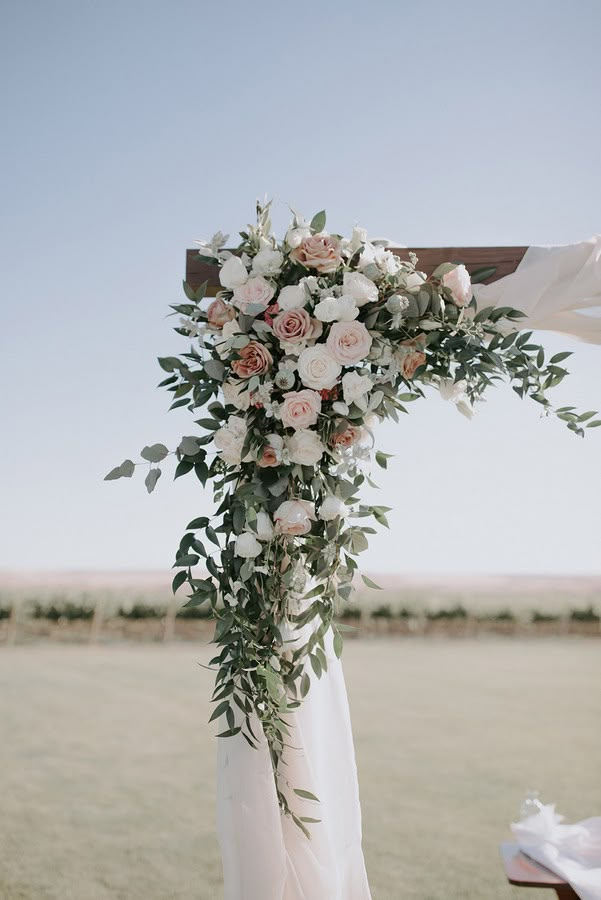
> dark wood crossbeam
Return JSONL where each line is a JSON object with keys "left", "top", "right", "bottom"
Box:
{"left": 186, "top": 246, "right": 527, "bottom": 295}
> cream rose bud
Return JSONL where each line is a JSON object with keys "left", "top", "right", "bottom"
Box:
{"left": 456, "top": 399, "right": 475, "bottom": 420}
{"left": 439, "top": 378, "right": 467, "bottom": 403}
{"left": 285, "top": 429, "right": 325, "bottom": 466}
{"left": 235, "top": 532, "right": 263, "bottom": 558}
{"left": 404, "top": 271, "right": 426, "bottom": 291}
{"left": 278, "top": 284, "right": 308, "bottom": 310}
{"left": 255, "top": 510, "right": 275, "bottom": 541}
{"left": 443, "top": 264, "right": 472, "bottom": 307}
{"left": 274, "top": 499, "right": 316, "bottom": 536}
{"left": 232, "top": 275, "right": 275, "bottom": 313}
{"left": 252, "top": 248, "right": 284, "bottom": 277}
{"left": 326, "top": 321, "right": 373, "bottom": 366}
{"left": 222, "top": 379, "right": 250, "bottom": 411}
{"left": 319, "top": 495, "right": 347, "bottom": 521}
{"left": 342, "top": 371, "right": 372, "bottom": 405}
{"left": 219, "top": 255, "right": 248, "bottom": 290}
{"left": 349, "top": 226, "right": 368, "bottom": 253}
{"left": 342, "top": 272, "right": 378, "bottom": 306}
{"left": 297, "top": 345, "right": 342, "bottom": 390}
{"left": 213, "top": 415, "right": 247, "bottom": 466}
{"left": 314, "top": 295, "right": 359, "bottom": 323}
{"left": 280, "top": 389, "right": 322, "bottom": 429}
{"left": 285, "top": 221, "right": 312, "bottom": 249}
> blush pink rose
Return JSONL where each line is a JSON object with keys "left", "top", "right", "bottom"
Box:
{"left": 398, "top": 335, "right": 426, "bottom": 379}
{"left": 326, "top": 320, "right": 372, "bottom": 365}
{"left": 272, "top": 308, "right": 322, "bottom": 346}
{"left": 442, "top": 264, "right": 472, "bottom": 307}
{"left": 207, "top": 298, "right": 236, "bottom": 328}
{"left": 274, "top": 499, "right": 316, "bottom": 536}
{"left": 231, "top": 275, "right": 275, "bottom": 313}
{"left": 290, "top": 234, "right": 342, "bottom": 273}
{"left": 280, "top": 389, "right": 322, "bottom": 430}
{"left": 231, "top": 341, "right": 273, "bottom": 378}
{"left": 257, "top": 433, "right": 283, "bottom": 468}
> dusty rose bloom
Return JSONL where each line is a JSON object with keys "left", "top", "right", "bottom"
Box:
{"left": 329, "top": 422, "right": 362, "bottom": 449}
{"left": 280, "top": 389, "right": 322, "bottom": 429}
{"left": 290, "top": 234, "right": 342, "bottom": 273}
{"left": 442, "top": 264, "right": 472, "bottom": 307}
{"left": 272, "top": 308, "right": 321, "bottom": 345}
{"left": 231, "top": 341, "right": 273, "bottom": 378}
{"left": 207, "top": 298, "right": 236, "bottom": 328}
{"left": 398, "top": 335, "right": 426, "bottom": 379}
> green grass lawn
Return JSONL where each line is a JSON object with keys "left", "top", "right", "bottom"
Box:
{"left": 0, "top": 639, "right": 599, "bottom": 899}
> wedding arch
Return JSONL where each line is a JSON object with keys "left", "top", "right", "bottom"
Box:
{"left": 107, "top": 203, "right": 601, "bottom": 899}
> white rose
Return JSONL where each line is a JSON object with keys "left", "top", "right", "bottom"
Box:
{"left": 213, "top": 415, "right": 247, "bottom": 466}
{"left": 301, "top": 276, "right": 320, "bottom": 295}
{"left": 319, "top": 495, "right": 347, "bottom": 521}
{"left": 314, "top": 295, "right": 359, "bottom": 322}
{"left": 252, "top": 248, "right": 284, "bottom": 277}
{"left": 222, "top": 379, "right": 250, "bottom": 411}
{"left": 443, "top": 264, "right": 472, "bottom": 307}
{"left": 342, "top": 371, "right": 372, "bottom": 406}
{"left": 285, "top": 429, "right": 325, "bottom": 466}
{"left": 274, "top": 499, "right": 316, "bottom": 536}
{"left": 297, "top": 345, "right": 341, "bottom": 390}
{"left": 235, "top": 532, "right": 263, "bottom": 558}
{"left": 219, "top": 255, "right": 248, "bottom": 290}
{"left": 343, "top": 272, "right": 378, "bottom": 306}
{"left": 255, "top": 510, "right": 275, "bottom": 541}
{"left": 278, "top": 284, "right": 308, "bottom": 310}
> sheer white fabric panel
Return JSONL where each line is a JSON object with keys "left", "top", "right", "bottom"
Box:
{"left": 474, "top": 235, "right": 601, "bottom": 343}
{"left": 216, "top": 627, "right": 371, "bottom": 900}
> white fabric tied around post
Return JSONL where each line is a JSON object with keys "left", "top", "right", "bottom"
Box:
{"left": 473, "top": 235, "right": 601, "bottom": 343}
{"left": 216, "top": 592, "right": 372, "bottom": 900}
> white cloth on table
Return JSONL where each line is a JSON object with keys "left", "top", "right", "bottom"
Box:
{"left": 512, "top": 803, "right": 601, "bottom": 900}
{"left": 216, "top": 622, "right": 371, "bottom": 900}
{"left": 473, "top": 235, "right": 601, "bottom": 343}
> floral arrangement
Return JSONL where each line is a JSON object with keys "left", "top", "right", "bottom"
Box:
{"left": 106, "top": 201, "right": 599, "bottom": 833}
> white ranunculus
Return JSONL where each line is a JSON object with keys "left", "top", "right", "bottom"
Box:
{"left": 219, "top": 255, "right": 248, "bottom": 290}
{"left": 343, "top": 272, "right": 378, "bottom": 306}
{"left": 297, "top": 345, "right": 341, "bottom": 390}
{"left": 252, "top": 248, "right": 284, "bottom": 277}
{"left": 278, "top": 284, "right": 308, "bottom": 310}
{"left": 213, "top": 415, "right": 247, "bottom": 466}
{"left": 342, "top": 371, "right": 373, "bottom": 406}
{"left": 235, "top": 532, "right": 263, "bottom": 558}
{"left": 319, "top": 495, "right": 347, "bottom": 521}
{"left": 285, "top": 429, "right": 325, "bottom": 466}
{"left": 255, "top": 510, "right": 275, "bottom": 541}
{"left": 222, "top": 379, "right": 250, "bottom": 411}
{"left": 274, "top": 499, "right": 316, "bottom": 536}
{"left": 314, "top": 295, "right": 359, "bottom": 322}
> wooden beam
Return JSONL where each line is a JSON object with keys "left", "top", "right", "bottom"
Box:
{"left": 186, "top": 246, "right": 528, "bottom": 295}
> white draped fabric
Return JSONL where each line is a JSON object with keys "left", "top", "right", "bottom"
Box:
{"left": 512, "top": 804, "right": 601, "bottom": 900}
{"left": 473, "top": 235, "right": 601, "bottom": 344}
{"left": 215, "top": 236, "right": 601, "bottom": 900}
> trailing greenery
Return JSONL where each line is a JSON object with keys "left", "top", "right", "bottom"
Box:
{"left": 105, "top": 201, "right": 599, "bottom": 832}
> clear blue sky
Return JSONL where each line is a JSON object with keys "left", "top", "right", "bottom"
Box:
{"left": 1, "top": 0, "right": 600, "bottom": 574}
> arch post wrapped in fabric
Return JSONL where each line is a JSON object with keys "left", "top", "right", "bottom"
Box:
{"left": 106, "top": 203, "right": 600, "bottom": 898}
